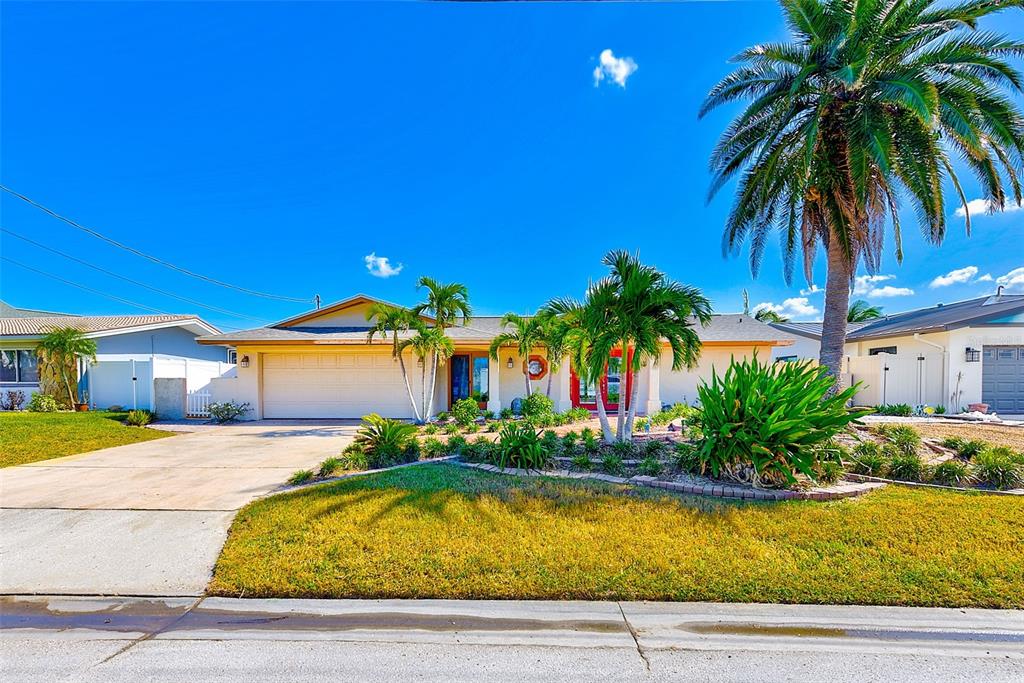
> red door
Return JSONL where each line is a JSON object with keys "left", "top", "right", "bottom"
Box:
{"left": 570, "top": 348, "right": 632, "bottom": 411}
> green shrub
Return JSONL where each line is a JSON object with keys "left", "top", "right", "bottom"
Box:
{"left": 611, "top": 440, "right": 636, "bottom": 459}
{"left": 637, "top": 456, "right": 663, "bottom": 477}
{"left": 27, "top": 393, "right": 63, "bottom": 413}
{"left": 443, "top": 422, "right": 461, "bottom": 436}
{"left": 887, "top": 449, "right": 926, "bottom": 482}
{"left": 934, "top": 404, "right": 947, "bottom": 415}
{"left": 649, "top": 403, "right": 697, "bottom": 426}
{"left": 421, "top": 437, "right": 446, "bottom": 459}
{"left": 436, "top": 411, "right": 450, "bottom": 422}
{"left": 601, "top": 453, "right": 625, "bottom": 476}
{"left": 522, "top": 393, "right": 555, "bottom": 419}
{"left": 696, "top": 356, "right": 869, "bottom": 487}
{"left": 540, "top": 430, "right": 561, "bottom": 455}
{"left": 461, "top": 437, "right": 495, "bottom": 463}
{"left": 499, "top": 408, "right": 514, "bottom": 420}
{"left": 566, "top": 407, "right": 590, "bottom": 423}
{"left": 673, "top": 442, "right": 702, "bottom": 474}
{"left": 580, "top": 428, "right": 600, "bottom": 453}
{"left": 850, "top": 442, "right": 888, "bottom": 476}
{"left": 561, "top": 431, "right": 580, "bottom": 451}
{"left": 633, "top": 418, "right": 649, "bottom": 433}
{"left": 553, "top": 412, "right": 568, "bottom": 426}
{"left": 570, "top": 451, "right": 592, "bottom": 471}
{"left": 353, "top": 413, "right": 420, "bottom": 468}
{"left": 877, "top": 424, "right": 921, "bottom": 455}
{"left": 422, "top": 424, "right": 439, "bottom": 436}
{"left": 446, "top": 435, "right": 467, "bottom": 455}
{"left": 208, "top": 400, "right": 250, "bottom": 423}
{"left": 287, "top": 469, "right": 314, "bottom": 486}
{"left": 951, "top": 438, "right": 988, "bottom": 460}
{"left": 125, "top": 409, "right": 154, "bottom": 427}
{"left": 482, "top": 410, "right": 495, "bottom": 420}
{"left": 973, "top": 448, "right": 1024, "bottom": 490}
{"left": 931, "top": 459, "right": 974, "bottom": 487}
{"left": 643, "top": 439, "right": 668, "bottom": 457}
{"left": 464, "top": 423, "right": 480, "bottom": 434}
{"left": 493, "top": 422, "right": 548, "bottom": 470}
{"left": 452, "top": 398, "right": 480, "bottom": 427}
{"left": 317, "top": 457, "right": 343, "bottom": 478}
{"left": 338, "top": 445, "right": 370, "bottom": 471}
{"left": 875, "top": 403, "right": 913, "bottom": 417}
{"left": 814, "top": 459, "right": 844, "bottom": 485}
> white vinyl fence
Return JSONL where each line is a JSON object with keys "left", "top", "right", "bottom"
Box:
{"left": 846, "top": 352, "right": 945, "bottom": 407}
{"left": 187, "top": 390, "right": 212, "bottom": 418}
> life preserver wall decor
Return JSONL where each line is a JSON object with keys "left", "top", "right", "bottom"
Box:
{"left": 522, "top": 355, "right": 548, "bottom": 381}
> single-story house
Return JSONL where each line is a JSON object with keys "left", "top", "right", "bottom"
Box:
{"left": 197, "top": 294, "right": 794, "bottom": 420}
{"left": 770, "top": 294, "right": 1024, "bottom": 413}
{"left": 0, "top": 300, "right": 233, "bottom": 412}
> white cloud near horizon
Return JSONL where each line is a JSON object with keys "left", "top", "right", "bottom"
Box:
{"left": 852, "top": 274, "right": 894, "bottom": 295}
{"left": 930, "top": 266, "right": 978, "bottom": 288}
{"left": 868, "top": 285, "right": 915, "bottom": 298}
{"left": 996, "top": 267, "right": 1024, "bottom": 292}
{"left": 954, "top": 198, "right": 1023, "bottom": 218}
{"left": 593, "top": 49, "right": 638, "bottom": 88}
{"left": 753, "top": 297, "right": 819, "bottom": 320}
{"left": 364, "top": 252, "right": 403, "bottom": 278}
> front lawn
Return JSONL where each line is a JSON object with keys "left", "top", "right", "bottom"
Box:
{"left": 0, "top": 411, "right": 172, "bottom": 468}
{"left": 210, "top": 463, "right": 1024, "bottom": 607}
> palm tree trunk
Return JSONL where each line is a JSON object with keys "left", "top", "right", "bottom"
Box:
{"left": 426, "top": 351, "right": 439, "bottom": 420}
{"left": 594, "top": 386, "right": 614, "bottom": 443}
{"left": 545, "top": 362, "right": 554, "bottom": 399}
{"left": 819, "top": 234, "right": 852, "bottom": 390}
{"left": 623, "top": 363, "right": 642, "bottom": 441}
{"left": 615, "top": 342, "right": 627, "bottom": 441}
{"left": 397, "top": 352, "right": 422, "bottom": 423}
{"left": 523, "top": 354, "right": 532, "bottom": 398}
{"left": 420, "top": 356, "right": 428, "bottom": 420}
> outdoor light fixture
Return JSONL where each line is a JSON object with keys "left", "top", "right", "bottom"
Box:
{"left": 965, "top": 347, "right": 980, "bottom": 363}
{"left": 506, "top": 357, "right": 514, "bottom": 369}
{"left": 240, "top": 355, "right": 250, "bottom": 368}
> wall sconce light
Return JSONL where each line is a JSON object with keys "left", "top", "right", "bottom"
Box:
{"left": 965, "top": 347, "right": 980, "bottom": 363}
{"left": 240, "top": 355, "right": 250, "bottom": 368}
{"left": 506, "top": 357, "right": 514, "bottom": 369}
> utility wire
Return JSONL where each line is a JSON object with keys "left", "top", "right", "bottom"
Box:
{"left": 1, "top": 256, "right": 244, "bottom": 331}
{"left": 1, "top": 226, "right": 271, "bottom": 325}
{"left": 0, "top": 184, "right": 312, "bottom": 303}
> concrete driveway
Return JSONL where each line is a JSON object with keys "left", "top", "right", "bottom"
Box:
{"left": 0, "top": 421, "right": 356, "bottom": 596}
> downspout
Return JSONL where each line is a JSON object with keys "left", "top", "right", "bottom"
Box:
{"left": 914, "top": 333, "right": 946, "bottom": 408}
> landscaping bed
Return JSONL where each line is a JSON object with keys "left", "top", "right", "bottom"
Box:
{"left": 210, "top": 462, "right": 1024, "bottom": 607}
{"left": 0, "top": 410, "right": 172, "bottom": 468}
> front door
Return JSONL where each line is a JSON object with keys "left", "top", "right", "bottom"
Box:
{"left": 570, "top": 348, "right": 632, "bottom": 411}
{"left": 450, "top": 354, "right": 490, "bottom": 409}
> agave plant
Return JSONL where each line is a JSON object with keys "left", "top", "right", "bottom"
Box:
{"left": 494, "top": 421, "right": 549, "bottom": 471}
{"left": 353, "top": 413, "right": 419, "bottom": 468}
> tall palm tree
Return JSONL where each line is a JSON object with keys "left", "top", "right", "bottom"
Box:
{"left": 601, "top": 251, "right": 712, "bottom": 441}
{"left": 399, "top": 325, "right": 453, "bottom": 421}
{"left": 535, "top": 310, "right": 571, "bottom": 399}
{"left": 365, "top": 302, "right": 422, "bottom": 423}
{"left": 414, "top": 277, "right": 472, "bottom": 419}
{"left": 488, "top": 313, "right": 544, "bottom": 398}
{"left": 702, "top": 0, "right": 1024, "bottom": 383}
{"left": 848, "top": 299, "right": 884, "bottom": 322}
{"left": 37, "top": 327, "right": 97, "bottom": 407}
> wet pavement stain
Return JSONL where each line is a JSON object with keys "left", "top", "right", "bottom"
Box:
{"left": 681, "top": 622, "right": 1024, "bottom": 643}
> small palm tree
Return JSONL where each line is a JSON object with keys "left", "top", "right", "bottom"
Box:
{"left": 36, "top": 327, "right": 97, "bottom": 407}
{"left": 488, "top": 313, "right": 544, "bottom": 397}
{"left": 399, "top": 325, "right": 453, "bottom": 420}
{"left": 754, "top": 308, "right": 789, "bottom": 324}
{"left": 366, "top": 302, "right": 422, "bottom": 423}
{"left": 702, "top": 0, "right": 1024, "bottom": 383}
{"left": 535, "top": 310, "right": 571, "bottom": 399}
{"left": 848, "top": 300, "right": 883, "bottom": 323}
{"left": 414, "top": 277, "right": 472, "bottom": 420}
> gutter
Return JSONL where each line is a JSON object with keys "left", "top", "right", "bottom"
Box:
{"left": 914, "top": 333, "right": 947, "bottom": 407}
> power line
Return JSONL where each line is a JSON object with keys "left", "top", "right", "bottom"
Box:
{"left": 0, "top": 184, "right": 312, "bottom": 303}
{"left": 1, "top": 256, "right": 244, "bottom": 331}
{"left": 1, "top": 226, "right": 271, "bottom": 325}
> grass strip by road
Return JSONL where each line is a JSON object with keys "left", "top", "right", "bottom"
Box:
{"left": 210, "top": 463, "right": 1024, "bottom": 608}
{"left": 0, "top": 411, "right": 172, "bottom": 468}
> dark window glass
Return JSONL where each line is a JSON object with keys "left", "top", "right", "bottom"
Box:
{"left": 0, "top": 350, "right": 15, "bottom": 382}
{"left": 471, "top": 356, "right": 489, "bottom": 403}
{"left": 869, "top": 346, "right": 897, "bottom": 356}
{"left": 451, "top": 355, "right": 470, "bottom": 402}
{"left": 18, "top": 351, "right": 39, "bottom": 383}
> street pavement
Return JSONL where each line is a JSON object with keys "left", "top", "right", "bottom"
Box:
{"left": 2, "top": 595, "right": 1021, "bottom": 682}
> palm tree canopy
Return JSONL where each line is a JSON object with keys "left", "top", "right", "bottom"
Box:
{"left": 702, "top": 0, "right": 1024, "bottom": 283}
{"left": 365, "top": 303, "right": 418, "bottom": 356}
{"left": 488, "top": 313, "right": 544, "bottom": 361}
{"left": 754, "top": 307, "right": 790, "bottom": 323}
{"left": 848, "top": 298, "right": 884, "bottom": 322}
{"left": 415, "top": 277, "right": 472, "bottom": 330}
{"left": 37, "top": 327, "right": 97, "bottom": 362}
{"left": 400, "top": 326, "right": 453, "bottom": 363}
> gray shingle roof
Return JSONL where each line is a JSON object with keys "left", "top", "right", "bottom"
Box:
{"left": 0, "top": 300, "right": 77, "bottom": 319}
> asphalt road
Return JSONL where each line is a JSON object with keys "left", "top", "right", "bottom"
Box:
{"left": 2, "top": 596, "right": 1021, "bottom": 682}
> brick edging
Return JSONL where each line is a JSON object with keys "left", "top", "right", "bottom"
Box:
{"left": 845, "top": 472, "right": 1024, "bottom": 496}
{"left": 453, "top": 461, "right": 884, "bottom": 501}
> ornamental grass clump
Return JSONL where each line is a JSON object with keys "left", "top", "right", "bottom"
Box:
{"left": 931, "top": 459, "right": 975, "bottom": 488}
{"left": 850, "top": 441, "right": 887, "bottom": 476}
{"left": 493, "top": 422, "right": 548, "bottom": 470}
{"left": 887, "top": 448, "right": 927, "bottom": 483}
{"left": 972, "top": 448, "right": 1024, "bottom": 490}
{"left": 353, "top": 413, "right": 420, "bottom": 468}
{"left": 696, "top": 356, "right": 868, "bottom": 488}
{"left": 877, "top": 424, "right": 921, "bottom": 456}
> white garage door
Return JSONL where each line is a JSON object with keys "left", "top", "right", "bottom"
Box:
{"left": 262, "top": 352, "right": 414, "bottom": 419}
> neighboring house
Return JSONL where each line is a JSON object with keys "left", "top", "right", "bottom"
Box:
{"left": 770, "top": 294, "right": 1024, "bottom": 413}
{"left": 197, "top": 294, "right": 794, "bottom": 420}
{"left": 0, "top": 301, "right": 233, "bottom": 411}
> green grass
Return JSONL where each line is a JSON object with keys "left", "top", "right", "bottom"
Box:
{"left": 210, "top": 463, "right": 1024, "bottom": 607}
{"left": 0, "top": 411, "right": 172, "bottom": 468}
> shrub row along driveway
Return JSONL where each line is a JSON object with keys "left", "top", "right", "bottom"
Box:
{"left": 0, "top": 421, "right": 356, "bottom": 596}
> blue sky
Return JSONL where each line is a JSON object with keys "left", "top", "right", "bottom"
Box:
{"left": 1, "top": 1, "right": 1021, "bottom": 332}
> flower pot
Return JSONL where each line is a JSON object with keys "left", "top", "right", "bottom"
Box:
{"left": 75, "top": 402, "right": 89, "bottom": 412}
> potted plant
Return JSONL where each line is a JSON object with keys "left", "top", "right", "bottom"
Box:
{"left": 76, "top": 391, "right": 90, "bottom": 412}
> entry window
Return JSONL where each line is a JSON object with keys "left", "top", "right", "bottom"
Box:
{"left": 869, "top": 346, "right": 897, "bottom": 356}
{"left": 472, "top": 356, "right": 489, "bottom": 403}
{"left": 0, "top": 350, "right": 37, "bottom": 383}
{"left": 578, "top": 376, "right": 597, "bottom": 403}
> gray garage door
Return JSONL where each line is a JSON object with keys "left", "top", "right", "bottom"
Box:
{"left": 982, "top": 346, "right": 1024, "bottom": 413}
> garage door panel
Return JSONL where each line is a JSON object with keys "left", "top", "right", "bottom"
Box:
{"left": 261, "top": 351, "right": 414, "bottom": 419}
{"left": 982, "top": 346, "right": 1024, "bottom": 414}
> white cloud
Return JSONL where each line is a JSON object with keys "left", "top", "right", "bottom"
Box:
{"left": 799, "top": 283, "right": 823, "bottom": 296}
{"left": 753, "top": 297, "right": 819, "bottom": 320}
{"left": 868, "top": 285, "right": 915, "bottom": 298}
{"left": 852, "top": 274, "right": 894, "bottom": 295}
{"left": 364, "top": 252, "right": 403, "bottom": 278}
{"left": 976, "top": 273, "right": 994, "bottom": 282}
{"left": 593, "top": 49, "right": 638, "bottom": 88}
{"left": 954, "top": 198, "right": 1022, "bottom": 218}
{"left": 930, "top": 266, "right": 978, "bottom": 288}
{"left": 996, "top": 266, "right": 1024, "bottom": 292}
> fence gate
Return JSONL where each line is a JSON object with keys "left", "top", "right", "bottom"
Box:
{"left": 187, "top": 390, "right": 212, "bottom": 418}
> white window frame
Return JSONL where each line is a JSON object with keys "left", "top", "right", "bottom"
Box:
{"left": 227, "top": 349, "right": 238, "bottom": 364}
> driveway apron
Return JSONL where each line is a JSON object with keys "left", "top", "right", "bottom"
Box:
{"left": 0, "top": 421, "right": 356, "bottom": 596}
